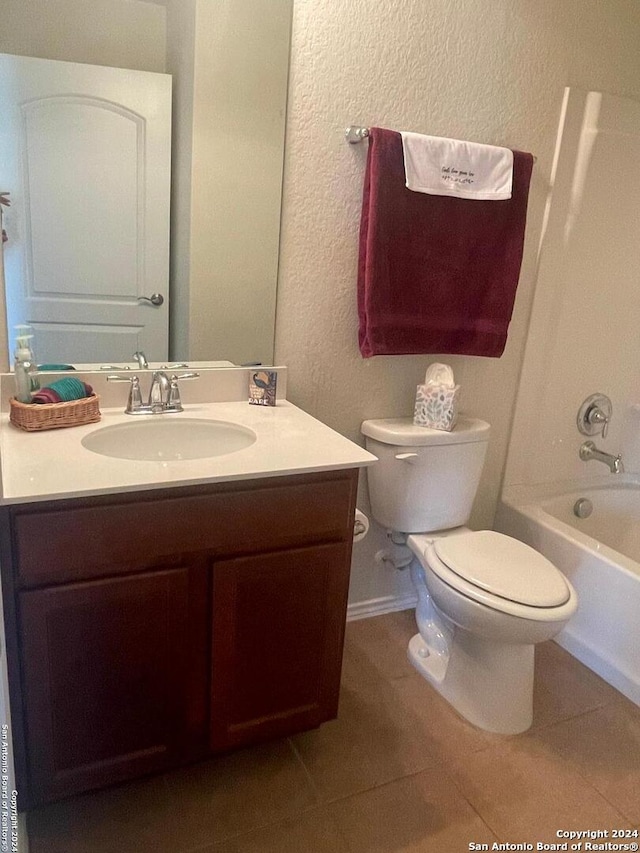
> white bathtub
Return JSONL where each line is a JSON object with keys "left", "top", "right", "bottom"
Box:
{"left": 496, "top": 481, "right": 640, "bottom": 706}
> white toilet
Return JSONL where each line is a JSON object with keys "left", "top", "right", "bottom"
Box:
{"left": 361, "top": 416, "right": 577, "bottom": 735}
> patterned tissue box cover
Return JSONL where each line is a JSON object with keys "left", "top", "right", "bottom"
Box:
{"left": 413, "top": 384, "right": 460, "bottom": 431}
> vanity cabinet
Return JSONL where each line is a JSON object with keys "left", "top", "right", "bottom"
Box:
{"left": 210, "top": 541, "right": 351, "bottom": 750}
{"left": 18, "top": 563, "right": 209, "bottom": 805}
{"left": 0, "top": 469, "right": 358, "bottom": 807}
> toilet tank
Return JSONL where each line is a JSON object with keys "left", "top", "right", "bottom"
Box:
{"left": 361, "top": 417, "right": 490, "bottom": 533}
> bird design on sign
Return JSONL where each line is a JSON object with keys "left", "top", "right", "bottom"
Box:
{"left": 252, "top": 371, "right": 272, "bottom": 390}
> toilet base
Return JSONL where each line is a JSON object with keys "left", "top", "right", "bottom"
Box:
{"left": 407, "top": 631, "right": 535, "bottom": 735}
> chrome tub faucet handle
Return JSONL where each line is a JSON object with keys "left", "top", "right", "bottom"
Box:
{"left": 577, "top": 394, "right": 613, "bottom": 439}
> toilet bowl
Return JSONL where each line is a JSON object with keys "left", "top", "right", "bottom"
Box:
{"left": 361, "top": 416, "right": 579, "bottom": 735}
{"left": 407, "top": 529, "right": 577, "bottom": 733}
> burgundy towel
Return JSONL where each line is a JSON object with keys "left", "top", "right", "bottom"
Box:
{"left": 358, "top": 128, "right": 534, "bottom": 358}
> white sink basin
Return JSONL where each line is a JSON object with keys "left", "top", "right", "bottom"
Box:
{"left": 81, "top": 418, "right": 257, "bottom": 461}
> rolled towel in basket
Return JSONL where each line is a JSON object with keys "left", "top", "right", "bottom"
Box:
{"left": 31, "top": 377, "right": 94, "bottom": 404}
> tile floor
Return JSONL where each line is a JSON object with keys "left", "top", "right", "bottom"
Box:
{"left": 27, "top": 610, "right": 640, "bottom": 853}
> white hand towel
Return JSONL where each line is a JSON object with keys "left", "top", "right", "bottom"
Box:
{"left": 400, "top": 132, "right": 514, "bottom": 200}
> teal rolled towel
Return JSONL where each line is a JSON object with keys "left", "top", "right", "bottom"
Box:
{"left": 38, "top": 364, "right": 75, "bottom": 371}
{"left": 31, "top": 378, "right": 93, "bottom": 404}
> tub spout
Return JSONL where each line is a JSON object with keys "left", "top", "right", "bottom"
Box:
{"left": 579, "top": 440, "right": 624, "bottom": 474}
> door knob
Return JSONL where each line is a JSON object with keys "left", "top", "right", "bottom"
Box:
{"left": 137, "top": 293, "right": 164, "bottom": 307}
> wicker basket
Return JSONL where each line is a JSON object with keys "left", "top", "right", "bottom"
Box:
{"left": 9, "top": 395, "right": 101, "bottom": 432}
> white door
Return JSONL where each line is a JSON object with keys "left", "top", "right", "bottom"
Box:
{"left": 0, "top": 53, "right": 171, "bottom": 364}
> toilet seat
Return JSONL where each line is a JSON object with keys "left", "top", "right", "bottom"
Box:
{"left": 435, "top": 530, "right": 571, "bottom": 606}
{"left": 414, "top": 530, "right": 575, "bottom": 622}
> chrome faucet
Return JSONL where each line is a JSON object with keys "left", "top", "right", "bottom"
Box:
{"left": 108, "top": 371, "right": 199, "bottom": 414}
{"left": 579, "top": 441, "right": 624, "bottom": 474}
{"left": 148, "top": 370, "right": 171, "bottom": 411}
{"left": 133, "top": 351, "right": 149, "bottom": 369}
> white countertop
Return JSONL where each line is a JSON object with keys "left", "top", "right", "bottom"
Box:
{"left": 0, "top": 400, "right": 377, "bottom": 504}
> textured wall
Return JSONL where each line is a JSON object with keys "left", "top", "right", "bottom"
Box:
{"left": 275, "top": 0, "right": 640, "bottom": 608}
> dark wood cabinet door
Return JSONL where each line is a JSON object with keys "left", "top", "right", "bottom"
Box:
{"left": 210, "top": 542, "right": 352, "bottom": 751}
{"left": 18, "top": 564, "right": 208, "bottom": 805}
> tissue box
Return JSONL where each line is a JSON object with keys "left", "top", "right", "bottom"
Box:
{"left": 414, "top": 383, "right": 460, "bottom": 431}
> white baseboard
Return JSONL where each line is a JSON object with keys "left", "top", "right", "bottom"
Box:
{"left": 347, "top": 592, "right": 416, "bottom": 622}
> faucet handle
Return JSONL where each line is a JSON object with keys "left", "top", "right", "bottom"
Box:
{"left": 173, "top": 372, "right": 200, "bottom": 380}
{"left": 587, "top": 406, "right": 609, "bottom": 438}
{"left": 168, "top": 375, "right": 182, "bottom": 411}
{"left": 577, "top": 393, "right": 612, "bottom": 439}
{"left": 164, "top": 373, "right": 199, "bottom": 412}
{"left": 129, "top": 376, "right": 143, "bottom": 411}
{"left": 107, "top": 374, "right": 143, "bottom": 413}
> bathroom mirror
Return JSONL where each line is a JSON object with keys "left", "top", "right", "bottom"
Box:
{"left": 0, "top": 0, "right": 293, "bottom": 367}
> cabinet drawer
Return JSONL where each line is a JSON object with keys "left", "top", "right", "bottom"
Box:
{"left": 12, "top": 471, "right": 358, "bottom": 587}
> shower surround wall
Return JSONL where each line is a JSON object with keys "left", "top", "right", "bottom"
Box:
{"left": 498, "top": 87, "right": 640, "bottom": 707}
{"left": 503, "top": 87, "right": 640, "bottom": 490}
{"left": 275, "top": 0, "right": 640, "bottom": 614}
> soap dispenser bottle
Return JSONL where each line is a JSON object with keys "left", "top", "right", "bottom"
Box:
{"left": 13, "top": 327, "right": 40, "bottom": 403}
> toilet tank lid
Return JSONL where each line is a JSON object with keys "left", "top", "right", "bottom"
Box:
{"left": 361, "top": 417, "right": 490, "bottom": 447}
